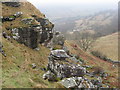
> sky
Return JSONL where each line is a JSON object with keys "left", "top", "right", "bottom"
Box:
{"left": 28, "top": 0, "right": 119, "bottom": 5}
{"left": 27, "top": 0, "right": 119, "bottom": 20}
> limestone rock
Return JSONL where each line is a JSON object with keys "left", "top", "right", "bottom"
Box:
{"left": 52, "top": 31, "right": 65, "bottom": 49}
{"left": 43, "top": 71, "right": 57, "bottom": 81}
{"left": 51, "top": 49, "right": 69, "bottom": 59}
{"left": 60, "top": 77, "right": 95, "bottom": 88}
{"left": 13, "top": 12, "right": 23, "bottom": 18}
{"left": 2, "top": 12, "right": 23, "bottom": 22}
{"left": 21, "top": 18, "right": 33, "bottom": 24}
{"left": 46, "top": 50, "right": 86, "bottom": 79}
{"left": 2, "top": 2, "right": 21, "bottom": 7}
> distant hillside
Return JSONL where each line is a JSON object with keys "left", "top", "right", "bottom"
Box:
{"left": 74, "top": 10, "right": 118, "bottom": 36}
{"left": 54, "top": 10, "right": 118, "bottom": 36}
{"left": 53, "top": 16, "right": 82, "bottom": 32}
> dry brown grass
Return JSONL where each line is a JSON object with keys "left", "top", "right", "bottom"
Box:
{"left": 91, "top": 32, "right": 118, "bottom": 61}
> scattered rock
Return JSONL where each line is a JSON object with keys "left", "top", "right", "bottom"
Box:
{"left": 2, "top": 31, "right": 11, "bottom": 40}
{"left": 91, "top": 79, "right": 102, "bottom": 87}
{"left": 2, "top": 31, "right": 7, "bottom": 38}
{"left": 34, "top": 48, "right": 40, "bottom": 51}
{"left": 21, "top": 18, "right": 33, "bottom": 24}
{"left": 0, "top": 42, "right": 6, "bottom": 57}
{"left": 40, "top": 68, "right": 47, "bottom": 71}
{"left": 13, "top": 12, "right": 23, "bottom": 18}
{"left": 2, "top": 12, "right": 23, "bottom": 22}
{"left": 31, "top": 63, "right": 36, "bottom": 69}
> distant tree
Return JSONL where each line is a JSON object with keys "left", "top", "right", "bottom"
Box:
{"left": 78, "top": 31, "right": 97, "bottom": 51}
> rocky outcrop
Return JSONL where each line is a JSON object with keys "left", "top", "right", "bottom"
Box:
{"left": 51, "top": 31, "right": 65, "bottom": 49}
{"left": 2, "top": 2, "right": 21, "bottom": 7}
{"left": 60, "top": 77, "right": 95, "bottom": 88}
{"left": 43, "top": 50, "right": 86, "bottom": 80}
{"left": 11, "top": 17, "right": 54, "bottom": 49}
{"left": 21, "top": 18, "right": 34, "bottom": 24}
{"left": 43, "top": 49, "right": 110, "bottom": 88}
{"left": 16, "top": 26, "right": 42, "bottom": 49}
{"left": 2, "top": 12, "right": 23, "bottom": 22}
{"left": 35, "top": 18, "right": 54, "bottom": 44}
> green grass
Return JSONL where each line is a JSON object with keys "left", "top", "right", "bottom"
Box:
{"left": 2, "top": 38, "right": 61, "bottom": 88}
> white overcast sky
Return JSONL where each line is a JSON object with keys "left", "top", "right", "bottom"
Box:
{"left": 27, "top": 0, "right": 119, "bottom": 5}
{"left": 27, "top": 0, "right": 119, "bottom": 19}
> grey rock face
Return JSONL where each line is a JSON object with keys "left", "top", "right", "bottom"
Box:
{"left": 60, "top": 77, "right": 78, "bottom": 88}
{"left": 10, "top": 17, "right": 54, "bottom": 49}
{"left": 43, "top": 71, "right": 57, "bottom": 81}
{"left": 60, "top": 77, "right": 95, "bottom": 88}
{"left": 46, "top": 50, "right": 86, "bottom": 79}
{"left": 21, "top": 18, "right": 33, "bottom": 24}
{"left": 52, "top": 31, "right": 65, "bottom": 48}
{"left": 2, "top": 12, "right": 23, "bottom": 22}
{"left": 17, "top": 27, "right": 41, "bottom": 49}
{"left": 2, "top": 2, "right": 21, "bottom": 7}
{"left": 51, "top": 49, "right": 69, "bottom": 59}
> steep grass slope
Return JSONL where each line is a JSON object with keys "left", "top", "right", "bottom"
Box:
{"left": 1, "top": 1, "right": 63, "bottom": 88}
{"left": 91, "top": 32, "right": 119, "bottom": 61}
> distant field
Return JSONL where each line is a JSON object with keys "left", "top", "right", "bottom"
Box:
{"left": 91, "top": 32, "right": 119, "bottom": 61}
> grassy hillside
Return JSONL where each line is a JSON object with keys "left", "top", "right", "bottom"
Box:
{"left": 91, "top": 32, "right": 119, "bottom": 61}
{"left": 1, "top": 1, "right": 119, "bottom": 88}
{"left": 2, "top": 38, "right": 66, "bottom": 88}
{"left": 1, "top": 1, "right": 64, "bottom": 88}
{"left": 2, "top": 1, "right": 44, "bottom": 30}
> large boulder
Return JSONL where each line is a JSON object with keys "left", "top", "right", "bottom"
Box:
{"left": 11, "top": 25, "right": 42, "bottom": 49}
{"left": 47, "top": 50, "right": 86, "bottom": 79}
{"left": 50, "top": 49, "right": 69, "bottom": 60}
{"left": 60, "top": 77, "right": 95, "bottom": 88}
